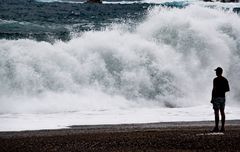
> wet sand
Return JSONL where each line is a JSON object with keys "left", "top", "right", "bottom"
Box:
{"left": 0, "top": 120, "right": 240, "bottom": 152}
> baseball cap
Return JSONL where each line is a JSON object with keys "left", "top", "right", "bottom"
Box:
{"left": 215, "top": 67, "right": 223, "bottom": 72}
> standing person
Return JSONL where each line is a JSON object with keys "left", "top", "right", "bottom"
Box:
{"left": 211, "top": 67, "right": 230, "bottom": 132}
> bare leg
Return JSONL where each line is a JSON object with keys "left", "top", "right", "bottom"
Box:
{"left": 214, "top": 109, "right": 219, "bottom": 131}
{"left": 220, "top": 108, "right": 225, "bottom": 132}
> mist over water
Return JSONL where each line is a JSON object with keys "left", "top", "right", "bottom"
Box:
{"left": 0, "top": 5, "right": 240, "bottom": 115}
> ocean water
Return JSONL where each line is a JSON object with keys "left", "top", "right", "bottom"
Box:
{"left": 0, "top": 0, "right": 240, "bottom": 131}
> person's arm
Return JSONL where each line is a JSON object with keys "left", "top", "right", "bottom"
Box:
{"left": 225, "top": 79, "right": 230, "bottom": 92}
{"left": 211, "top": 79, "right": 215, "bottom": 103}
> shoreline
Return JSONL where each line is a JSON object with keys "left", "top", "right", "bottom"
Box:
{"left": 1, "top": 120, "right": 240, "bottom": 151}
{"left": 0, "top": 119, "right": 240, "bottom": 135}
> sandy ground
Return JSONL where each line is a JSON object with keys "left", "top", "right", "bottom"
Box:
{"left": 0, "top": 120, "right": 240, "bottom": 152}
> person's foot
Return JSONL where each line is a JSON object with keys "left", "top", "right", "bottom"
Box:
{"left": 211, "top": 127, "right": 219, "bottom": 132}
{"left": 220, "top": 127, "right": 225, "bottom": 132}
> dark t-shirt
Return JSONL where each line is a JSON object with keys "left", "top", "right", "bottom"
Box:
{"left": 212, "top": 76, "right": 230, "bottom": 98}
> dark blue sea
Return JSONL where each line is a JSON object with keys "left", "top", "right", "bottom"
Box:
{"left": 2, "top": 0, "right": 239, "bottom": 41}
{"left": 0, "top": 0, "right": 163, "bottom": 41}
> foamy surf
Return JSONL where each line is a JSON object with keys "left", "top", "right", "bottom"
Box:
{"left": 0, "top": 105, "right": 239, "bottom": 131}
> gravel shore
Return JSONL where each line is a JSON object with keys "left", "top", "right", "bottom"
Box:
{"left": 0, "top": 120, "right": 240, "bottom": 152}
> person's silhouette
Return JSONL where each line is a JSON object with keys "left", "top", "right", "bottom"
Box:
{"left": 211, "top": 67, "right": 230, "bottom": 132}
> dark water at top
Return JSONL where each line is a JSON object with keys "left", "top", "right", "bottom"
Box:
{"left": 1, "top": 0, "right": 239, "bottom": 42}
{"left": 0, "top": 0, "right": 192, "bottom": 41}
{"left": 0, "top": 0, "right": 154, "bottom": 41}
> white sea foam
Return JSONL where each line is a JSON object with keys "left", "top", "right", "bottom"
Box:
{"left": 0, "top": 5, "right": 240, "bottom": 131}
{"left": 0, "top": 105, "right": 239, "bottom": 131}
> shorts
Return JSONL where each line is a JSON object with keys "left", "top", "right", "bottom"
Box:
{"left": 212, "top": 97, "right": 225, "bottom": 110}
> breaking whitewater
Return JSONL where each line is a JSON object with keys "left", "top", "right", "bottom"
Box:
{"left": 0, "top": 0, "right": 240, "bottom": 131}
